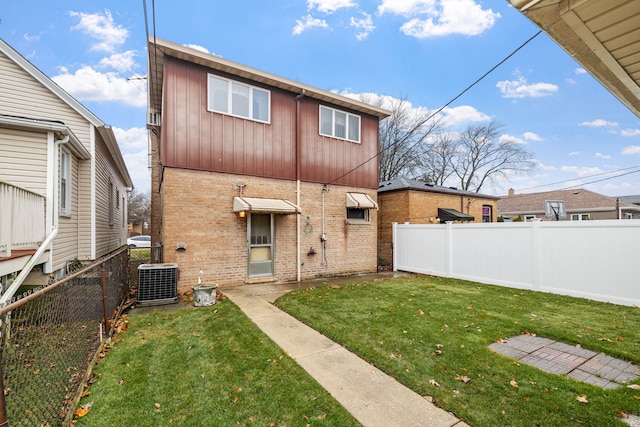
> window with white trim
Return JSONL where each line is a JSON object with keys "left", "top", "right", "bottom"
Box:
{"left": 571, "top": 213, "right": 590, "bottom": 221}
{"left": 346, "top": 208, "right": 369, "bottom": 222}
{"left": 320, "top": 106, "right": 360, "bottom": 143}
{"left": 482, "top": 205, "right": 492, "bottom": 222}
{"left": 109, "top": 182, "right": 114, "bottom": 226}
{"left": 208, "top": 74, "right": 270, "bottom": 123}
{"left": 624, "top": 212, "right": 633, "bottom": 219}
{"left": 60, "top": 149, "right": 71, "bottom": 215}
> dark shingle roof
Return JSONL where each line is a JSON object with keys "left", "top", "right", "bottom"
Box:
{"left": 378, "top": 177, "right": 500, "bottom": 200}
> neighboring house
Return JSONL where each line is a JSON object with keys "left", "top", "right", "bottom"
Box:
{"left": 508, "top": 1, "right": 640, "bottom": 119}
{"left": 498, "top": 188, "right": 640, "bottom": 221}
{"left": 146, "top": 38, "right": 390, "bottom": 290}
{"left": 0, "top": 38, "right": 133, "bottom": 300}
{"left": 619, "top": 195, "right": 640, "bottom": 207}
{"left": 377, "top": 177, "right": 500, "bottom": 264}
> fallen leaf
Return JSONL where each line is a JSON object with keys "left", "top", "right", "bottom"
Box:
{"left": 233, "top": 396, "right": 238, "bottom": 403}
{"left": 422, "top": 395, "right": 434, "bottom": 403}
{"left": 74, "top": 407, "right": 89, "bottom": 418}
{"left": 456, "top": 375, "right": 471, "bottom": 383}
{"left": 236, "top": 387, "right": 243, "bottom": 392}
{"left": 634, "top": 395, "right": 640, "bottom": 400}
{"left": 510, "top": 379, "right": 518, "bottom": 388}
{"left": 118, "top": 379, "right": 125, "bottom": 386}
{"left": 576, "top": 395, "right": 588, "bottom": 403}
{"left": 429, "top": 379, "right": 441, "bottom": 387}
{"left": 626, "top": 384, "right": 640, "bottom": 390}
{"left": 80, "top": 390, "right": 91, "bottom": 398}
{"left": 154, "top": 402, "right": 161, "bottom": 409}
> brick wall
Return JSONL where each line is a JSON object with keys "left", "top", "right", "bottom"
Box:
{"left": 378, "top": 189, "right": 498, "bottom": 265}
{"left": 160, "top": 168, "right": 378, "bottom": 291}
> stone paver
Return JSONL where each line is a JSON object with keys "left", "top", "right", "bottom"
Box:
{"left": 490, "top": 335, "right": 640, "bottom": 388}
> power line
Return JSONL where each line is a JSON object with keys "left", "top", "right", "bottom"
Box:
{"left": 517, "top": 164, "right": 640, "bottom": 192}
{"left": 555, "top": 167, "right": 640, "bottom": 191}
{"left": 328, "top": 30, "right": 543, "bottom": 185}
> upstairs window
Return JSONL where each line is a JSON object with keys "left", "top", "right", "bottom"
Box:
{"left": 320, "top": 106, "right": 360, "bottom": 143}
{"left": 571, "top": 213, "right": 590, "bottom": 221}
{"left": 208, "top": 74, "right": 270, "bottom": 123}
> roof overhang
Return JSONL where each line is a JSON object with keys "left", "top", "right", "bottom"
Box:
{"left": 233, "top": 197, "right": 301, "bottom": 214}
{"left": 508, "top": 0, "right": 640, "bottom": 118}
{"left": 438, "top": 207, "right": 475, "bottom": 222}
{"left": 0, "top": 114, "right": 90, "bottom": 160}
{"left": 147, "top": 37, "right": 391, "bottom": 120}
{"left": 346, "top": 192, "right": 379, "bottom": 209}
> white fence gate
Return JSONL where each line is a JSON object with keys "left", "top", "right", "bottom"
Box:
{"left": 392, "top": 220, "right": 640, "bottom": 307}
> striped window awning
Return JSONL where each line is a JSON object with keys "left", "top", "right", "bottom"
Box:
{"left": 233, "top": 197, "right": 301, "bottom": 214}
{"left": 346, "top": 192, "right": 378, "bottom": 209}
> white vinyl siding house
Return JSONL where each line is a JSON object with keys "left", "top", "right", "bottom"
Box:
{"left": 0, "top": 38, "right": 132, "bottom": 286}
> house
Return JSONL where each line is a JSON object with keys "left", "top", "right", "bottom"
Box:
{"left": 0, "top": 38, "right": 133, "bottom": 300}
{"left": 508, "top": 1, "right": 640, "bottom": 119}
{"left": 377, "top": 177, "right": 500, "bottom": 265}
{"left": 146, "top": 38, "right": 390, "bottom": 290}
{"left": 498, "top": 188, "right": 640, "bottom": 221}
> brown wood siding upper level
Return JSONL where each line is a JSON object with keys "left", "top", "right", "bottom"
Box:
{"left": 161, "top": 57, "right": 380, "bottom": 189}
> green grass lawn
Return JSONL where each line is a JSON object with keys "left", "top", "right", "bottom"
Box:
{"left": 275, "top": 275, "right": 640, "bottom": 427}
{"left": 74, "top": 300, "right": 360, "bottom": 426}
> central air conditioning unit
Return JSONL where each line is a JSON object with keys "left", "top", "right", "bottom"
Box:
{"left": 137, "top": 263, "right": 178, "bottom": 306}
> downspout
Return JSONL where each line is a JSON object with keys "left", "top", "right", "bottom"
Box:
{"left": 295, "top": 90, "right": 305, "bottom": 281}
{"left": 0, "top": 134, "right": 68, "bottom": 304}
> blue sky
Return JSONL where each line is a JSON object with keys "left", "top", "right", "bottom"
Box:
{"left": 2, "top": 0, "right": 640, "bottom": 196}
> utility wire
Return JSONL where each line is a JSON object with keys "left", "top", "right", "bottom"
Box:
{"left": 554, "top": 167, "right": 640, "bottom": 191}
{"left": 517, "top": 164, "right": 640, "bottom": 192}
{"left": 328, "top": 30, "right": 543, "bottom": 185}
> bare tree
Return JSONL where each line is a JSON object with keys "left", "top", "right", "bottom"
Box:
{"left": 359, "top": 95, "right": 441, "bottom": 181}
{"left": 450, "top": 121, "right": 537, "bottom": 192}
{"left": 420, "top": 132, "right": 458, "bottom": 186}
{"left": 128, "top": 189, "right": 151, "bottom": 234}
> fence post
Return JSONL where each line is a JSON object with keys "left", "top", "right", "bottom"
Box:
{"left": 101, "top": 263, "right": 109, "bottom": 333}
{"left": 445, "top": 221, "right": 453, "bottom": 277}
{"left": 531, "top": 219, "right": 541, "bottom": 291}
{"left": 392, "top": 222, "right": 397, "bottom": 272}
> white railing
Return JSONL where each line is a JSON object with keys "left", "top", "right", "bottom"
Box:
{"left": 393, "top": 220, "right": 640, "bottom": 307}
{"left": 0, "top": 182, "right": 46, "bottom": 258}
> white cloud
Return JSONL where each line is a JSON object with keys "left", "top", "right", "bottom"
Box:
{"left": 113, "top": 127, "right": 150, "bottom": 193}
{"left": 69, "top": 10, "right": 129, "bottom": 52}
{"left": 113, "top": 126, "right": 148, "bottom": 151}
{"left": 52, "top": 66, "right": 146, "bottom": 107}
{"left": 351, "top": 12, "right": 375, "bottom": 40}
{"left": 184, "top": 44, "right": 210, "bottom": 54}
{"left": 536, "top": 162, "right": 556, "bottom": 171}
{"left": 561, "top": 165, "right": 603, "bottom": 176}
{"left": 308, "top": 0, "right": 356, "bottom": 13}
{"left": 620, "top": 128, "right": 640, "bottom": 137}
{"left": 496, "top": 73, "right": 558, "bottom": 99}
{"left": 568, "top": 151, "right": 581, "bottom": 156}
{"left": 378, "top": 0, "right": 499, "bottom": 38}
{"left": 293, "top": 15, "right": 330, "bottom": 35}
{"left": 621, "top": 145, "right": 640, "bottom": 155}
{"left": 441, "top": 105, "right": 490, "bottom": 126}
{"left": 595, "top": 152, "right": 611, "bottom": 159}
{"left": 499, "top": 134, "right": 526, "bottom": 144}
{"left": 23, "top": 33, "right": 39, "bottom": 42}
{"left": 575, "top": 67, "right": 587, "bottom": 75}
{"left": 523, "top": 131, "right": 542, "bottom": 141}
{"left": 99, "top": 50, "right": 137, "bottom": 73}
{"left": 579, "top": 119, "right": 618, "bottom": 127}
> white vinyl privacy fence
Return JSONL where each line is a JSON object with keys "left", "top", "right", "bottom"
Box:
{"left": 393, "top": 220, "right": 640, "bottom": 307}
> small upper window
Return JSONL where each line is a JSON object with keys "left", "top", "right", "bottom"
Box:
{"left": 208, "top": 74, "right": 270, "bottom": 123}
{"left": 346, "top": 208, "right": 369, "bottom": 222}
{"left": 319, "top": 106, "right": 360, "bottom": 143}
{"left": 60, "top": 149, "right": 71, "bottom": 215}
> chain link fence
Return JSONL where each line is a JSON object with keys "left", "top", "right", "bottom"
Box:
{"left": 0, "top": 246, "right": 134, "bottom": 426}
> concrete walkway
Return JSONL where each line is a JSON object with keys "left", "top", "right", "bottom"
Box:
{"left": 222, "top": 273, "right": 467, "bottom": 427}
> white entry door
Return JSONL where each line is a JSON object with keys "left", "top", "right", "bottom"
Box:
{"left": 248, "top": 213, "right": 274, "bottom": 277}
